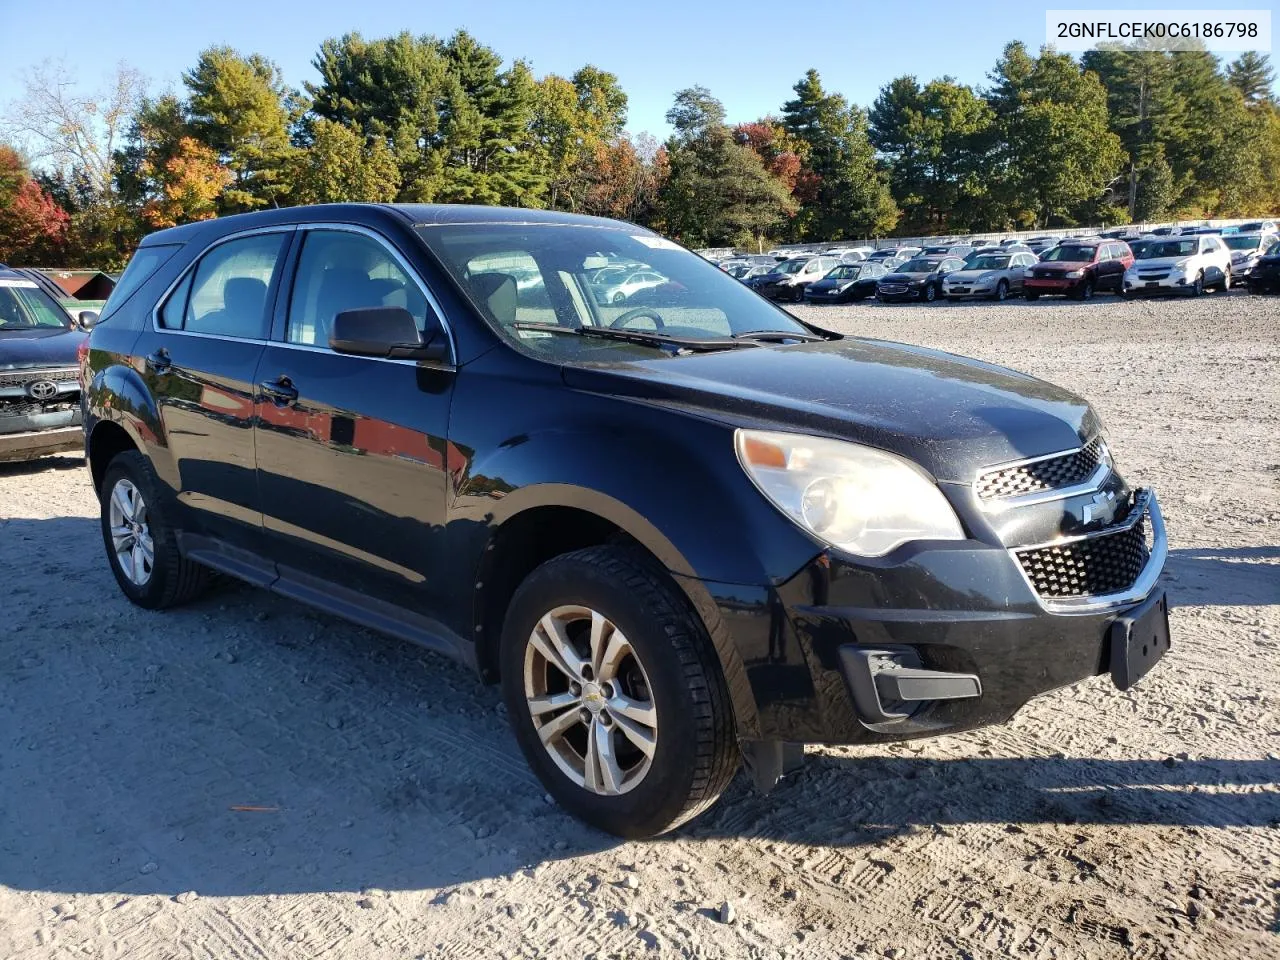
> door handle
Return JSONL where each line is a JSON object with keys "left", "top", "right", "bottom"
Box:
{"left": 260, "top": 376, "right": 298, "bottom": 405}
{"left": 145, "top": 349, "right": 171, "bottom": 375}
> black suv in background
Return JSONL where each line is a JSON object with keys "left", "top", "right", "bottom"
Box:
{"left": 82, "top": 204, "right": 1171, "bottom": 838}
{"left": 0, "top": 266, "right": 92, "bottom": 462}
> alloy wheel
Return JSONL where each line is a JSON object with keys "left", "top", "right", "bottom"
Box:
{"left": 107, "top": 478, "right": 154, "bottom": 586}
{"left": 523, "top": 605, "right": 658, "bottom": 796}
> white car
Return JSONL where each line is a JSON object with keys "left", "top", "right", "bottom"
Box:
{"left": 595, "top": 269, "right": 667, "bottom": 303}
{"left": 1123, "top": 234, "right": 1233, "bottom": 297}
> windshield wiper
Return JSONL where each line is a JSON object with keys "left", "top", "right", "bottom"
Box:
{"left": 732, "top": 330, "right": 824, "bottom": 343}
{"left": 512, "top": 322, "right": 759, "bottom": 352}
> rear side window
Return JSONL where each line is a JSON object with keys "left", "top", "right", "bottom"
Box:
{"left": 166, "top": 233, "right": 286, "bottom": 339}
{"left": 100, "top": 244, "right": 181, "bottom": 322}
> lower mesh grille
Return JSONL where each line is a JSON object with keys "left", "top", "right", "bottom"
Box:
{"left": 1014, "top": 508, "right": 1150, "bottom": 599}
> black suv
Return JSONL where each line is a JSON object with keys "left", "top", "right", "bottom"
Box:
{"left": 81, "top": 204, "right": 1171, "bottom": 838}
{"left": 0, "top": 265, "right": 92, "bottom": 462}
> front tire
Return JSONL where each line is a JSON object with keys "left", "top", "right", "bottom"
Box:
{"left": 99, "top": 450, "right": 210, "bottom": 609}
{"left": 500, "top": 546, "right": 738, "bottom": 838}
{"left": 1077, "top": 279, "right": 1095, "bottom": 301}
{"left": 995, "top": 279, "right": 1009, "bottom": 301}
{"left": 1024, "top": 291, "right": 1040, "bottom": 301}
{"left": 923, "top": 283, "right": 937, "bottom": 303}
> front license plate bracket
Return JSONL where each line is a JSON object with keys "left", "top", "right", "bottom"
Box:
{"left": 1109, "top": 590, "right": 1170, "bottom": 691}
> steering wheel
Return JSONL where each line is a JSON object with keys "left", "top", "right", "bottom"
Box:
{"left": 609, "top": 307, "right": 666, "bottom": 330}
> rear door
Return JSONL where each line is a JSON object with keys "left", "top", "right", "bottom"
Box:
{"left": 253, "top": 225, "right": 457, "bottom": 617}
{"left": 132, "top": 228, "right": 292, "bottom": 550}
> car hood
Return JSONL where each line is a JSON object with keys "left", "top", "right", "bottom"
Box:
{"left": 0, "top": 326, "right": 86, "bottom": 370}
{"left": 946, "top": 269, "right": 1005, "bottom": 282}
{"left": 1130, "top": 256, "right": 1190, "bottom": 269}
{"left": 1033, "top": 261, "right": 1089, "bottom": 272}
{"left": 879, "top": 272, "right": 928, "bottom": 284}
{"left": 562, "top": 337, "right": 1097, "bottom": 482}
{"left": 808, "top": 278, "right": 854, "bottom": 290}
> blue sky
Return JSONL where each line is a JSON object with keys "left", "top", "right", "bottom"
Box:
{"left": 0, "top": 0, "right": 1271, "bottom": 139}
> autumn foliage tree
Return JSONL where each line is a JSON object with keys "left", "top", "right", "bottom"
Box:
{"left": 0, "top": 145, "right": 69, "bottom": 262}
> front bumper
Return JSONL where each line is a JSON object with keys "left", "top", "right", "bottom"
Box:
{"left": 700, "top": 489, "right": 1169, "bottom": 745}
{"left": 0, "top": 423, "right": 84, "bottom": 462}
{"left": 1025, "top": 276, "right": 1082, "bottom": 294}
{"left": 943, "top": 282, "right": 998, "bottom": 298}
{"left": 1123, "top": 274, "right": 1193, "bottom": 295}
{"left": 876, "top": 283, "right": 926, "bottom": 301}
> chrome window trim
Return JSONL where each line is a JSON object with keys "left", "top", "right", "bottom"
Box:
{"left": 1009, "top": 488, "right": 1168, "bottom": 616}
{"left": 149, "top": 221, "right": 457, "bottom": 367}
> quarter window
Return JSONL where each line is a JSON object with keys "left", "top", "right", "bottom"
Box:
{"left": 171, "top": 233, "right": 286, "bottom": 339}
{"left": 287, "top": 230, "right": 435, "bottom": 347}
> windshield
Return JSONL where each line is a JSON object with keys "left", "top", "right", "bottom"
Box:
{"left": 966, "top": 256, "right": 1011, "bottom": 271}
{"left": 826, "top": 265, "right": 862, "bottom": 280}
{"left": 416, "top": 224, "right": 814, "bottom": 360}
{"left": 773, "top": 258, "right": 808, "bottom": 276}
{"left": 1224, "top": 235, "right": 1262, "bottom": 252}
{"left": 896, "top": 258, "right": 938, "bottom": 274}
{"left": 1142, "top": 239, "right": 1196, "bottom": 259}
{"left": 1041, "top": 245, "right": 1096, "bottom": 262}
{"left": 0, "top": 280, "right": 72, "bottom": 330}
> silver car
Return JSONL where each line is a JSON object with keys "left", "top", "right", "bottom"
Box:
{"left": 942, "top": 251, "right": 1040, "bottom": 301}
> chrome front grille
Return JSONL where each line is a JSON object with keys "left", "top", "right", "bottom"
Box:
{"left": 976, "top": 437, "right": 1106, "bottom": 501}
{"left": 0, "top": 368, "right": 79, "bottom": 388}
{"left": 1013, "top": 495, "right": 1152, "bottom": 600}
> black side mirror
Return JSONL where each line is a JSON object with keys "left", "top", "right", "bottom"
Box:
{"left": 329, "top": 307, "right": 448, "bottom": 362}
{"left": 78, "top": 310, "right": 99, "bottom": 330}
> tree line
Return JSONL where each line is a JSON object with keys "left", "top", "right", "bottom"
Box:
{"left": 1, "top": 32, "right": 1276, "bottom": 268}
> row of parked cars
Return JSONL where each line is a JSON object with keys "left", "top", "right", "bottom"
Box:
{"left": 714, "top": 224, "right": 1280, "bottom": 304}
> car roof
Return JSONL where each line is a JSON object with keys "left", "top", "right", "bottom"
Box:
{"left": 139, "top": 203, "right": 651, "bottom": 248}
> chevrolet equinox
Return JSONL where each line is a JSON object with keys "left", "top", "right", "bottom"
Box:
{"left": 81, "top": 204, "right": 1171, "bottom": 838}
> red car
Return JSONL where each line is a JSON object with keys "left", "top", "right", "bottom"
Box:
{"left": 1024, "top": 241, "right": 1133, "bottom": 300}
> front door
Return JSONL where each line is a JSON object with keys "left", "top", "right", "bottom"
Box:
{"left": 131, "top": 229, "right": 292, "bottom": 549}
{"left": 253, "top": 226, "right": 456, "bottom": 616}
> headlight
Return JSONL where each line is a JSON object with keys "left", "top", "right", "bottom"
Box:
{"left": 1065, "top": 269, "right": 1084, "bottom": 278}
{"left": 976, "top": 272, "right": 995, "bottom": 282}
{"left": 735, "top": 429, "right": 965, "bottom": 557}
{"left": 1023, "top": 268, "right": 1034, "bottom": 278}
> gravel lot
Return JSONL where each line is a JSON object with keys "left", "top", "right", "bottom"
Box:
{"left": 2, "top": 290, "right": 1277, "bottom": 960}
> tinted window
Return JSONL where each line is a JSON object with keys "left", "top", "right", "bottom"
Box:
{"left": 1042, "top": 245, "right": 1097, "bottom": 262}
{"left": 159, "top": 273, "right": 193, "bottom": 330}
{"left": 182, "top": 233, "right": 285, "bottom": 338}
{"left": 101, "top": 244, "right": 181, "bottom": 322}
{"left": 287, "top": 230, "right": 434, "bottom": 347}
{"left": 0, "top": 279, "right": 71, "bottom": 329}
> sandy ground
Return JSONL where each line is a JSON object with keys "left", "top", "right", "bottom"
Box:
{"left": 1, "top": 290, "right": 1277, "bottom": 960}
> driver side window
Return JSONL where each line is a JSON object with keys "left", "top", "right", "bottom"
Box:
{"left": 287, "top": 230, "right": 435, "bottom": 347}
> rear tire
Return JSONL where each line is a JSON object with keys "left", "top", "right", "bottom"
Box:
{"left": 1219, "top": 267, "right": 1232, "bottom": 292}
{"left": 500, "top": 546, "right": 739, "bottom": 838}
{"left": 1190, "top": 272, "right": 1204, "bottom": 296}
{"left": 99, "top": 450, "right": 210, "bottom": 610}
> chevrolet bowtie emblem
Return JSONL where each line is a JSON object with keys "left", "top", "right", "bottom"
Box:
{"left": 1082, "top": 490, "right": 1117, "bottom": 525}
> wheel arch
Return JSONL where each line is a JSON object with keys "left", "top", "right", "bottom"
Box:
{"left": 470, "top": 488, "right": 761, "bottom": 738}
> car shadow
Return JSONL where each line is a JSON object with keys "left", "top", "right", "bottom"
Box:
{"left": 1165, "top": 546, "right": 1280, "bottom": 606}
{"left": 0, "top": 453, "right": 85, "bottom": 477}
{"left": 3, "top": 516, "right": 1277, "bottom": 899}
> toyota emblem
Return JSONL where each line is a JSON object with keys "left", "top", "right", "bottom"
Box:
{"left": 26, "top": 379, "right": 59, "bottom": 401}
